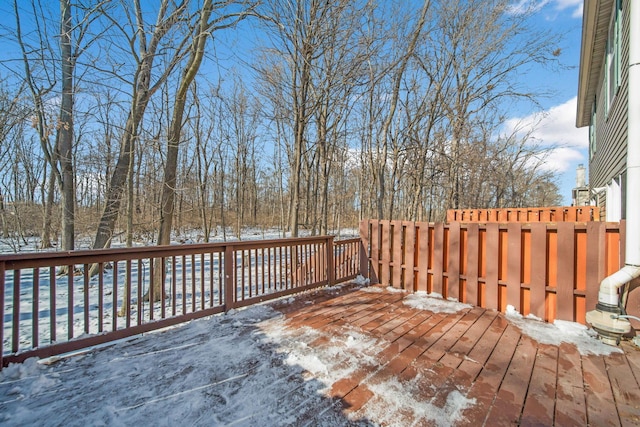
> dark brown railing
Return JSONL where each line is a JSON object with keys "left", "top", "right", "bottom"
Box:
{"left": 1, "top": 236, "right": 362, "bottom": 367}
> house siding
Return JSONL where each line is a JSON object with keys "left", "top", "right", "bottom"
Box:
{"left": 590, "top": 0, "right": 629, "bottom": 196}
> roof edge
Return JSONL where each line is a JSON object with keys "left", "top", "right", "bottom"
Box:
{"left": 576, "top": 0, "right": 599, "bottom": 128}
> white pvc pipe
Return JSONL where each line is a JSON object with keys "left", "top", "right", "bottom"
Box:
{"left": 627, "top": 0, "right": 640, "bottom": 265}
{"left": 599, "top": 266, "right": 640, "bottom": 305}
{"left": 598, "top": 0, "right": 640, "bottom": 304}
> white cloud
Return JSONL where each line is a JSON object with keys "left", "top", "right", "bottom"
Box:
{"left": 554, "top": 0, "right": 582, "bottom": 11}
{"left": 503, "top": 96, "right": 588, "bottom": 172}
{"left": 554, "top": 0, "right": 583, "bottom": 17}
{"left": 571, "top": 3, "right": 584, "bottom": 18}
{"left": 506, "top": 0, "right": 582, "bottom": 18}
{"left": 506, "top": 0, "right": 551, "bottom": 15}
{"left": 537, "top": 146, "right": 584, "bottom": 172}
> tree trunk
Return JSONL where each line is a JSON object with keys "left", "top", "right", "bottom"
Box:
{"left": 92, "top": 113, "right": 138, "bottom": 251}
{"left": 58, "top": 0, "right": 75, "bottom": 251}
{"left": 40, "top": 169, "right": 56, "bottom": 249}
{"left": 149, "top": 0, "right": 213, "bottom": 301}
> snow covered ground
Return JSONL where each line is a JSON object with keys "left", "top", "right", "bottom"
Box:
{"left": 0, "top": 286, "right": 622, "bottom": 427}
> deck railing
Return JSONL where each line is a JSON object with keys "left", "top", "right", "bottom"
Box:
{"left": 1, "top": 236, "right": 361, "bottom": 367}
{"left": 447, "top": 206, "right": 601, "bottom": 223}
{"left": 359, "top": 220, "right": 633, "bottom": 326}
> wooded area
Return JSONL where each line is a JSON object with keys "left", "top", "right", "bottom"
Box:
{"left": 0, "top": 0, "right": 564, "bottom": 251}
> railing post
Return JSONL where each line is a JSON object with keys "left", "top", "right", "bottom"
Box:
{"left": 326, "top": 236, "right": 335, "bottom": 286}
{"left": 359, "top": 220, "right": 369, "bottom": 280}
{"left": 224, "top": 245, "right": 235, "bottom": 312}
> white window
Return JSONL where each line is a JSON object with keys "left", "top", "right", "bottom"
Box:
{"left": 606, "top": 177, "right": 622, "bottom": 222}
{"left": 606, "top": 0, "right": 622, "bottom": 113}
{"left": 589, "top": 101, "right": 596, "bottom": 159}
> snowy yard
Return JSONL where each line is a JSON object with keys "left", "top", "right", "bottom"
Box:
{"left": 0, "top": 284, "right": 628, "bottom": 427}
{"left": 1, "top": 301, "right": 369, "bottom": 427}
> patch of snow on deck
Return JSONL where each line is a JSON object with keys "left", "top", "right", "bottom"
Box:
{"left": 352, "top": 275, "right": 370, "bottom": 286}
{"left": 360, "top": 285, "right": 407, "bottom": 294}
{"left": 505, "top": 304, "right": 622, "bottom": 356}
{"left": 353, "top": 374, "right": 475, "bottom": 427}
{"left": 259, "top": 321, "right": 384, "bottom": 389}
{"left": 403, "top": 292, "right": 472, "bottom": 314}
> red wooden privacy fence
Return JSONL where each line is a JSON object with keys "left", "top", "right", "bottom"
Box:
{"left": 1, "top": 236, "right": 361, "bottom": 367}
{"left": 359, "top": 220, "right": 634, "bottom": 326}
{"left": 447, "top": 206, "right": 601, "bottom": 223}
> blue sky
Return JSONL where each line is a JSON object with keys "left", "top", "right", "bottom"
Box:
{"left": 503, "top": 0, "right": 588, "bottom": 204}
{"left": 1, "top": 0, "right": 589, "bottom": 207}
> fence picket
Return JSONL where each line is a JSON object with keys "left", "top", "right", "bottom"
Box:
{"left": 448, "top": 222, "right": 461, "bottom": 300}
{"left": 433, "top": 223, "right": 445, "bottom": 296}
{"left": 557, "top": 223, "right": 576, "bottom": 321}
{"left": 530, "top": 223, "right": 547, "bottom": 320}
{"left": 417, "top": 222, "right": 429, "bottom": 292}
{"left": 485, "top": 223, "right": 500, "bottom": 310}
{"left": 371, "top": 220, "right": 381, "bottom": 284}
{"left": 404, "top": 222, "right": 415, "bottom": 291}
{"left": 381, "top": 221, "right": 391, "bottom": 286}
{"left": 507, "top": 223, "right": 522, "bottom": 312}
{"left": 586, "top": 222, "right": 605, "bottom": 313}
{"left": 466, "top": 224, "right": 479, "bottom": 306}
{"left": 392, "top": 220, "right": 403, "bottom": 289}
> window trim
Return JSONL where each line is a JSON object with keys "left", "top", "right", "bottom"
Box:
{"left": 605, "top": 0, "right": 622, "bottom": 114}
{"left": 589, "top": 100, "right": 597, "bottom": 159}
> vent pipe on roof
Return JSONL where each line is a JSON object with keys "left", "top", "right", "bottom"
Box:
{"left": 586, "top": 0, "right": 640, "bottom": 345}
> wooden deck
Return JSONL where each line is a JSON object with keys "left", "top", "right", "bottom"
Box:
{"left": 271, "top": 284, "right": 640, "bottom": 426}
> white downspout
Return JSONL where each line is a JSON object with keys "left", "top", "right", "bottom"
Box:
{"left": 587, "top": 0, "right": 640, "bottom": 343}
{"left": 626, "top": 0, "right": 640, "bottom": 270}
{"left": 605, "top": 0, "right": 640, "bottom": 296}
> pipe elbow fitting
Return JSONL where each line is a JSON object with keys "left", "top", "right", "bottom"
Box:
{"left": 598, "top": 265, "right": 640, "bottom": 306}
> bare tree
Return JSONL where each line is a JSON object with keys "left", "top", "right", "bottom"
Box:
{"left": 259, "top": 0, "right": 326, "bottom": 236}
{"left": 436, "top": 0, "right": 559, "bottom": 211}
{"left": 0, "top": 80, "right": 30, "bottom": 241}
{"left": 149, "top": 0, "right": 257, "bottom": 300}
{"left": 90, "top": 0, "right": 190, "bottom": 254}
{"left": 12, "top": 0, "right": 106, "bottom": 251}
{"left": 13, "top": 0, "right": 58, "bottom": 248}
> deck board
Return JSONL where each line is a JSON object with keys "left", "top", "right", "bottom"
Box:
{"left": 583, "top": 355, "right": 621, "bottom": 426}
{"left": 604, "top": 352, "right": 640, "bottom": 425}
{"left": 272, "top": 284, "right": 640, "bottom": 426}
{"left": 520, "top": 343, "right": 558, "bottom": 426}
{"left": 484, "top": 334, "right": 537, "bottom": 425}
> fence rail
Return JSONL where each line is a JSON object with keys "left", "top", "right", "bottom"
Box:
{"left": 359, "top": 219, "right": 634, "bottom": 326}
{"left": 1, "top": 236, "right": 360, "bottom": 367}
{"left": 447, "top": 206, "right": 601, "bottom": 223}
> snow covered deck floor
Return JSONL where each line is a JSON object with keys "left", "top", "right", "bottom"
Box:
{"left": 270, "top": 284, "right": 640, "bottom": 426}
{"left": 1, "top": 283, "right": 640, "bottom": 426}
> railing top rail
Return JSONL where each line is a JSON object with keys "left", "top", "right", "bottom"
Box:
{"left": 0, "top": 235, "right": 336, "bottom": 270}
{"left": 365, "top": 219, "right": 620, "bottom": 231}
{"left": 333, "top": 237, "right": 360, "bottom": 245}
